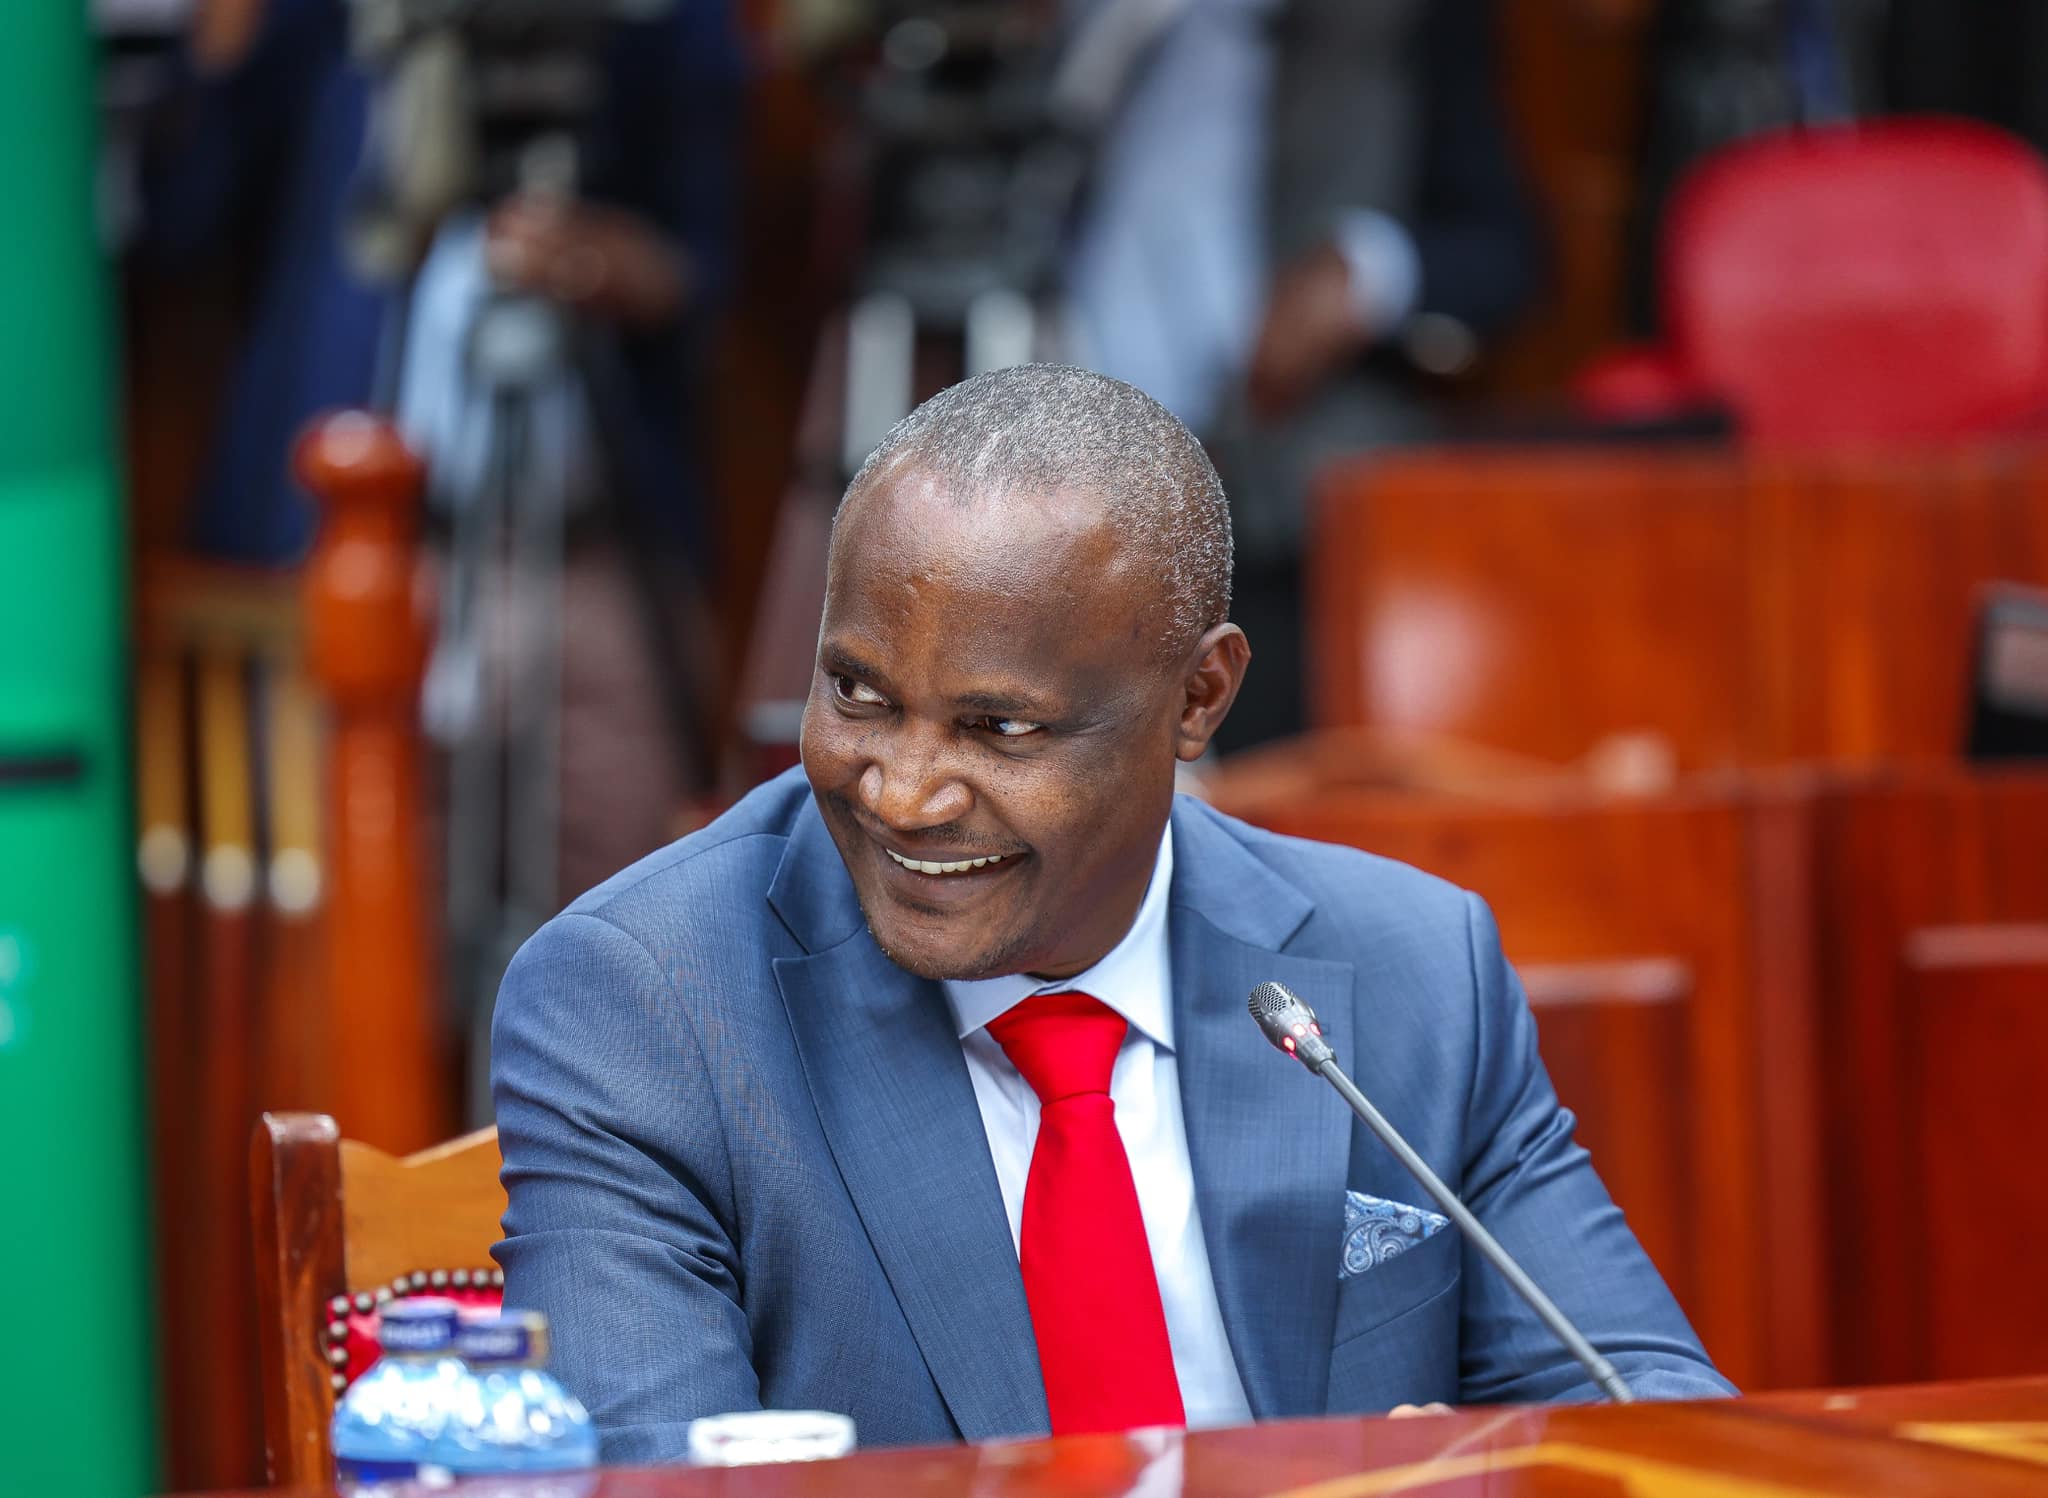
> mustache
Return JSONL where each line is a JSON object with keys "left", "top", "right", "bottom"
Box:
{"left": 826, "top": 792, "right": 1028, "bottom": 858}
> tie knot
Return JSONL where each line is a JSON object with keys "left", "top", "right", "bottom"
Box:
{"left": 985, "top": 991, "right": 1126, "bottom": 1103}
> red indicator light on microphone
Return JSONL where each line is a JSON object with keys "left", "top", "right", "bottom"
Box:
{"left": 1310, "top": 1024, "right": 1322, "bottom": 1036}
{"left": 1282, "top": 1036, "right": 1296, "bottom": 1052}
{"left": 1291, "top": 1022, "right": 1307, "bottom": 1038}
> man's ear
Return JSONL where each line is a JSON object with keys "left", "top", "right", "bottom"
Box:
{"left": 1175, "top": 623, "right": 1252, "bottom": 761}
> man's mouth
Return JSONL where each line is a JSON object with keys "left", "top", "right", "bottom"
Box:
{"left": 884, "top": 847, "right": 1013, "bottom": 877}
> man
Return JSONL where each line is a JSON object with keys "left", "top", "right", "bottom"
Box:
{"left": 492, "top": 365, "right": 1731, "bottom": 1461}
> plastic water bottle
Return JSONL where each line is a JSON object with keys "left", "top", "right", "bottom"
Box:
{"left": 331, "top": 1297, "right": 468, "bottom": 1492}
{"left": 443, "top": 1310, "right": 600, "bottom": 1478}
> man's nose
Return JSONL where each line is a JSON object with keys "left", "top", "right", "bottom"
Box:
{"left": 858, "top": 734, "right": 972, "bottom": 830}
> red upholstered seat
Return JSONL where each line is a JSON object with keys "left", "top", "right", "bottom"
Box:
{"left": 1577, "top": 118, "right": 2048, "bottom": 444}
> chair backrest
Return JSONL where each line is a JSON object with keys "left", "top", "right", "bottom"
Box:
{"left": 1308, "top": 444, "right": 2048, "bottom": 767}
{"left": 1664, "top": 117, "right": 2048, "bottom": 444}
{"left": 250, "top": 1111, "right": 507, "bottom": 1487}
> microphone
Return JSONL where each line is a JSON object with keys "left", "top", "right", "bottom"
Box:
{"left": 1248, "top": 980, "right": 1635, "bottom": 1405}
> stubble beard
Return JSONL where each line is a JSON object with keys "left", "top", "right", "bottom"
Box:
{"left": 863, "top": 909, "right": 1042, "bottom": 984}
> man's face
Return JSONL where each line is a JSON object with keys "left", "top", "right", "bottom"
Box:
{"left": 800, "top": 471, "right": 1188, "bottom": 982}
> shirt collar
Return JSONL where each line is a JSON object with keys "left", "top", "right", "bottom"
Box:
{"left": 941, "top": 822, "right": 1176, "bottom": 1052}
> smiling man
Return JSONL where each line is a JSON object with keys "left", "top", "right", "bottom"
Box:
{"left": 490, "top": 365, "right": 1732, "bottom": 1463}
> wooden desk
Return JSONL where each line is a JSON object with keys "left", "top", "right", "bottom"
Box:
{"left": 199, "top": 1379, "right": 2048, "bottom": 1496}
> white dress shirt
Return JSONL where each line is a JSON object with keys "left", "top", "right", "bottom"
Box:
{"left": 942, "top": 825, "right": 1255, "bottom": 1429}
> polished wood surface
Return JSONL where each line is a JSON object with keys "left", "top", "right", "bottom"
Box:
{"left": 338, "top": 1126, "right": 508, "bottom": 1295}
{"left": 186, "top": 1378, "right": 2048, "bottom": 1496}
{"left": 250, "top": 1112, "right": 506, "bottom": 1489}
{"left": 1308, "top": 447, "right": 2048, "bottom": 768}
{"left": 1308, "top": 448, "right": 1747, "bottom": 763}
{"left": 138, "top": 560, "right": 325, "bottom": 1489}
{"left": 294, "top": 413, "right": 449, "bottom": 1156}
{"left": 250, "top": 1113, "right": 345, "bottom": 1493}
{"left": 1806, "top": 769, "right": 2048, "bottom": 1387}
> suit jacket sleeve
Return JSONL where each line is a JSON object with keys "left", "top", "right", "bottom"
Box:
{"left": 492, "top": 910, "right": 760, "bottom": 1461}
{"left": 1455, "top": 894, "right": 1737, "bottom": 1402}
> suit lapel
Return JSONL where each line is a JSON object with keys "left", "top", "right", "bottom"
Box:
{"left": 1169, "top": 802, "right": 1356, "bottom": 1419}
{"left": 769, "top": 803, "right": 1049, "bottom": 1441}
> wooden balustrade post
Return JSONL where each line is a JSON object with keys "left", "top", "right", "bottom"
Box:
{"left": 295, "top": 412, "right": 450, "bottom": 1153}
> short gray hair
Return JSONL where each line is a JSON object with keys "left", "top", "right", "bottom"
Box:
{"left": 840, "top": 364, "right": 1233, "bottom": 658}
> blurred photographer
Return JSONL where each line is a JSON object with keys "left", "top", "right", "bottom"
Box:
{"left": 144, "top": 0, "right": 740, "bottom": 563}
{"left": 1065, "top": 0, "right": 1540, "bottom": 751}
{"left": 140, "top": 0, "right": 744, "bottom": 892}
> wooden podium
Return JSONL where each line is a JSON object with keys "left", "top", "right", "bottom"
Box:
{"left": 200, "top": 1377, "right": 2048, "bottom": 1495}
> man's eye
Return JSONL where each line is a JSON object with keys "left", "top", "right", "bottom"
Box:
{"left": 832, "top": 674, "right": 888, "bottom": 707}
{"left": 977, "top": 717, "right": 1044, "bottom": 739}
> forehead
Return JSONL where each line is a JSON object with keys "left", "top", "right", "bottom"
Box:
{"left": 825, "top": 470, "right": 1161, "bottom": 685}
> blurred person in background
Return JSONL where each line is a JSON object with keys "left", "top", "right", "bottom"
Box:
{"left": 1064, "top": 0, "right": 1541, "bottom": 751}
{"left": 139, "top": 0, "right": 744, "bottom": 894}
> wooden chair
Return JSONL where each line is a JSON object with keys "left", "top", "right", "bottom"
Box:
{"left": 250, "top": 1111, "right": 507, "bottom": 1488}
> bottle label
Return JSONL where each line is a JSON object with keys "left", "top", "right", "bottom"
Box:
{"left": 379, "top": 1316, "right": 453, "bottom": 1353}
{"left": 457, "top": 1320, "right": 533, "bottom": 1364}
{"left": 335, "top": 1456, "right": 419, "bottom": 1484}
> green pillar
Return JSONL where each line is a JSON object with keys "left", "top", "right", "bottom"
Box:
{"left": 0, "top": 5, "right": 158, "bottom": 1493}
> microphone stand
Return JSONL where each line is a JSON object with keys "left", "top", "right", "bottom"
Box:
{"left": 1250, "top": 982, "right": 1635, "bottom": 1405}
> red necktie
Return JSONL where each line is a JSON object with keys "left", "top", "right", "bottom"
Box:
{"left": 985, "top": 991, "right": 1186, "bottom": 1435}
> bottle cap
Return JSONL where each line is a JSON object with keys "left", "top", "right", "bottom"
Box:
{"left": 376, "top": 1297, "right": 459, "bottom": 1354}
{"left": 455, "top": 1309, "right": 550, "bottom": 1367}
{"left": 686, "top": 1411, "right": 856, "bottom": 1467}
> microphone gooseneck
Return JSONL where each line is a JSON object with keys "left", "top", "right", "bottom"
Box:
{"left": 1247, "top": 980, "right": 1635, "bottom": 1405}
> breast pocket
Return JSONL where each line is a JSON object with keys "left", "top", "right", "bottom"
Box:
{"left": 1332, "top": 1226, "right": 1459, "bottom": 1347}
{"left": 1326, "top": 1228, "right": 1461, "bottom": 1413}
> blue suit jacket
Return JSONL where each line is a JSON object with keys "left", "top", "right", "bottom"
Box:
{"left": 491, "top": 770, "right": 1732, "bottom": 1461}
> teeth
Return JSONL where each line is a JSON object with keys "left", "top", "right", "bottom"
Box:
{"left": 887, "top": 848, "right": 1007, "bottom": 876}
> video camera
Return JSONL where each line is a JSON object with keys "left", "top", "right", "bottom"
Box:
{"left": 342, "top": 0, "right": 670, "bottom": 280}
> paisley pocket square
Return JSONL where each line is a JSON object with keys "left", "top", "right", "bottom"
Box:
{"left": 1339, "top": 1190, "right": 1450, "bottom": 1279}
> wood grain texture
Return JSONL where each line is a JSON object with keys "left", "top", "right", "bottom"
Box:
{"left": 1904, "top": 935, "right": 2048, "bottom": 1380}
{"left": 1309, "top": 447, "right": 1748, "bottom": 764}
{"left": 338, "top": 1127, "right": 509, "bottom": 1293}
{"left": 295, "top": 414, "right": 450, "bottom": 1155}
{"left": 1808, "top": 768, "right": 2048, "bottom": 1387}
{"left": 250, "top": 1112, "right": 345, "bottom": 1491}
{"left": 1307, "top": 447, "right": 2048, "bottom": 770}
{"left": 196, "top": 1377, "right": 2048, "bottom": 1498}
{"left": 189, "top": 644, "right": 265, "bottom": 1488}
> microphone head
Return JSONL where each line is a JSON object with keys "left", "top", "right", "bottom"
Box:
{"left": 1248, "top": 980, "right": 1331, "bottom": 1067}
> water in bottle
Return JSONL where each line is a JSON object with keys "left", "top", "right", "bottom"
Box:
{"left": 331, "top": 1296, "right": 468, "bottom": 1492}
{"left": 444, "top": 1309, "right": 600, "bottom": 1477}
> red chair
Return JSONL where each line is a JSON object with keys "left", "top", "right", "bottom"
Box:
{"left": 1577, "top": 118, "right": 2048, "bottom": 444}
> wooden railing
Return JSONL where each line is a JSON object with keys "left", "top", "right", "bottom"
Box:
{"left": 137, "top": 411, "right": 451, "bottom": 1491}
